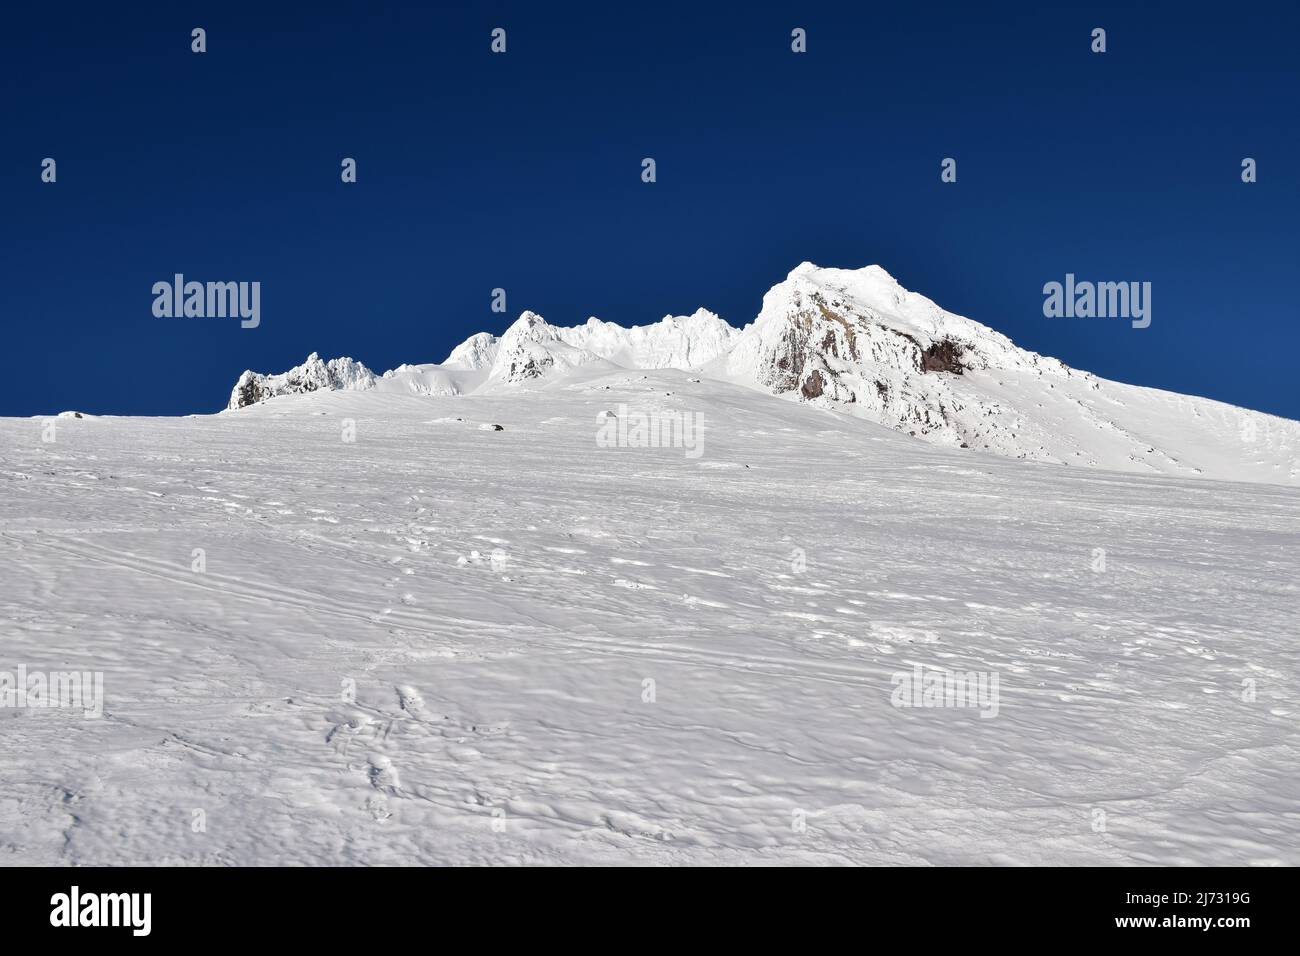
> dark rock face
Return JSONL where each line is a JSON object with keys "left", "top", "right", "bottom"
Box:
{"left": 235, "top": 375, "right": 265, "bottom": 408}
{"left": 920, "top": 339, "right": 965, "bottom": 374}
{"left": 767, "top": 324, "right": 805, "bottom": 393}
{"left": 284, "top": 374, "right": 320, "bottom": 394}
{"left": 812, "top": 301, "right": 859, "bottom": 360}
{"left": 507, "top": 354, "right": 554, "bottom": 381}
{"left": 758, "top": 296, "right": 863, "bottom": 403}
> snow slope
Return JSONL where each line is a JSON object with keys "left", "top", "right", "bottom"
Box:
{"left": 228, "top": 264, "right": 1300, "bottom": 487}
{"left": 3, "top": 369, "right": 1298, "bottom": 865}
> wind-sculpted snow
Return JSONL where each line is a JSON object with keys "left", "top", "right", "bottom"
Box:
{"left": 556, "top": 308, "right": 741, "bottom": 370}
{"left": 225, "top": 263, "right": 1300, "bottom": 486}
{"left": 3, "top": 373, "right": 1297, "bottom": 864}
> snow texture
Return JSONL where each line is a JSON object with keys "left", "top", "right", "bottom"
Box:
{"left": 2, "top": 357, "right": 1298, "bottom": 864}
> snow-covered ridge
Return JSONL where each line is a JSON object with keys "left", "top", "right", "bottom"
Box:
{"left": 441, "top": 307, "right": 742, "bottom": 383}
{"left": 227, "top": 307, "right": 741, "bottom": 408}
{"left": 226, "top": 263, "right": 1300, "bottom": 485}
{"left": 229, "top": 353, "right": 375, "bottom": 409}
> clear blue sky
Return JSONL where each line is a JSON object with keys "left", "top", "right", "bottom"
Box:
{"left": 2, "top": 1, "right": 1297, "bottom": 417}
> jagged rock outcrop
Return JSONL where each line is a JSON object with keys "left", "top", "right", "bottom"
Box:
{"left": 227, "top": 353, "right": 376, "bottom": 410}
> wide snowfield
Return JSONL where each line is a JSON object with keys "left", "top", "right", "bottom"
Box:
{"left": 1, "top": 370, "right": 1297, "bottom": 865}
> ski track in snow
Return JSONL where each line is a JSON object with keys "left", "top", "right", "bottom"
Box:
{"left": 1, "top": 371, "right": 1298, "bottom": 865}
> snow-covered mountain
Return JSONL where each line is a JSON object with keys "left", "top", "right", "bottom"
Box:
{"left": 228, "top": 263, "right": 1300, "bottom": 485}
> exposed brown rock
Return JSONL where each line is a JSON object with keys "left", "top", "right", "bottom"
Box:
{"left": 920, "top": 339, "right": 965, "bottom": 374}
{"left": 812, "top": 300, "right": 859, "bottom": 359}
{"left": 801, "top": 369, "right": 825, "bottom": 399}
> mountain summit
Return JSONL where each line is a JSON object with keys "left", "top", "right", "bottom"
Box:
{"left": 226, "top": 263, "right": 1300, "bottom": 485}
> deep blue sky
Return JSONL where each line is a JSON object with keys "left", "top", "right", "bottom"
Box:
{"left": 2, "top": 1, "right": 1297, "bottom": 417}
